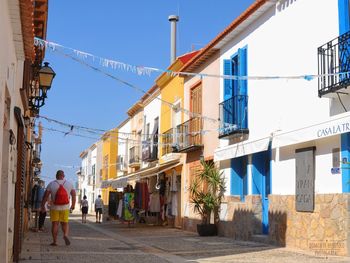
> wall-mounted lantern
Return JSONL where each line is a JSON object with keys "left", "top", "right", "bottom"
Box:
{"left": 29, "top": 62, "right": 56, "bottom": 114}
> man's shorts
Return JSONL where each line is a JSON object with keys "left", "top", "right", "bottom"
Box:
{"left": 50, "top": 209, "right": 69, "bottom": 223}
{"left": 96, "top": 208, "right": 102, "bottom": 214}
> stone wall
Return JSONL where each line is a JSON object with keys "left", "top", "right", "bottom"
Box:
{"left": 269, "top": 194, "right": 350, "bottom": 256}
{"left": 218, "top": 195, "right": 262, "bottom": 240}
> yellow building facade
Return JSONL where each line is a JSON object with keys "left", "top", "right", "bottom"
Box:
{"left": 156, "top": 51, "right": 199, "bottom": 228}
{"left": 157, "top": 59, "right": 186, "bottom": 159}
{"left": 101, "top": 127, "right": 118, "bottom": 203}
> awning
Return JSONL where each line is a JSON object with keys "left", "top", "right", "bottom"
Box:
{"left": 134, "top": 160, "right": 182, "bottom": 180}
{"left": 111, "top": 177, "right": 129, "bottom": 189}
{"left": 100, "top": 160, "right": 181, "bottom": 189}
{"left": 214, "top": 137, "right": 270, "bottom": 162}
{"left": 272, "top": 112, "right": 350, "bottom": 149}
{"left": 100, "top": 180, "right": 113, "bottom": 189}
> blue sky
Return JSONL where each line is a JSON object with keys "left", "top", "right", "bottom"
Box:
{"left": 40, "top": 0, "right": 255, "bottom": 184}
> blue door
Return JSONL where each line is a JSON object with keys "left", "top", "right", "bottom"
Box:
{"left": 231, "top": 156, "right": 248, "bottom": 201}
{"left": 252, "top": 149, "right": 271, "bottom": 234}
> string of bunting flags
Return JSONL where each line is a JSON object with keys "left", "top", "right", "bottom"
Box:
{"left": 39, "top": 125, "right": 221, "bottom": 147}
{"left": 38, "top": 115, "right": 237, "bottom": 141}
{"left": 34, "top": 38, "right": 350, "bottom": 131}
{"left": 43, "top": 42, "right": 220, "bottom": 124}
{"left": 34, "top": 37, "right": 350, "bottom": 81}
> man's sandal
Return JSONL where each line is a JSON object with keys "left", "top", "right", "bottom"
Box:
{"left": 63, "top": 236, "right": 70, "bottom": 246}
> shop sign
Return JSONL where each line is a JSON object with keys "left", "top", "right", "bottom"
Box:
{"left": 295, "top": 147, "right": 315, "bottom": 212}
{"left": 317, "top": 122, "right": 350, "bottom": 138}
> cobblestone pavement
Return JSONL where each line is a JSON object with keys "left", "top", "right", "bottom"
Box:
{"left": 19, "top": 213, "right": 350, "bottom": 263}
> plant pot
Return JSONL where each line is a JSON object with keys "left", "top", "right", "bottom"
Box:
{"left": 197, "top": 224, "right": 218, "bottom": 236}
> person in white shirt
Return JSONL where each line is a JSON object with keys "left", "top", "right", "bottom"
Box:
{"left": 94, "top": 195, "right": 104, "bottom": 223}
{"left": 41, "top": 170, "right": 76, "bottom": 246}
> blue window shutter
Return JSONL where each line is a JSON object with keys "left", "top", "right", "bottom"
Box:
{"left": 339, "top": 0, "right": 350, "bottom": 34}
{"left": 238, "top": 47, "right": 248, "bottom": 129}
{"left": 238, "top": 47, "right": 247, "bottom": 95}
{"left": 223, "top": 59, "right": 232, "bottom": 100}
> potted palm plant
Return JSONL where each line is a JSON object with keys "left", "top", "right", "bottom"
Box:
{"left": 189, "top": 160, "right": 225, "bottom": 236}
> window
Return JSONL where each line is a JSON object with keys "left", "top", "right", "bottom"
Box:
{"left": 191, "top": 84, "right": 202, "bottom": 115}
{"left": 173, "top": 101, "right": 182, "bottom": 146}
{"left": 221, "top": 46, "right": 248, "bottom": 134}
{"left": 92, "top": 164, "right": 96, "bottom": 176}
{"left": 146, "top": 123, "right": 150, "bottom": 139}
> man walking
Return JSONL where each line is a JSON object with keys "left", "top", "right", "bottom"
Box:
{"left": 41, "top": 170, "right": 76, "bottom": 246}
{"left": 94, "top": 195, "right": 104, "bottom": 223}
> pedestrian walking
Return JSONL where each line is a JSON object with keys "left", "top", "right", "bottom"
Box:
{"left": 81, "top": 195, "right": 88, "bottom": 223}
{"left": 38, "top": 198, "right": 49, "bottom": 232}
{"left": 41, "top": 170, "right": 76, "bottom": 246}
{"left": 94, "top": 195, "right": 104, "bottom": 223}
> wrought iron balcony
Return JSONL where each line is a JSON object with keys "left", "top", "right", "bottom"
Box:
{"left": 219, "top": 95, "right": 249, "bottom": 138}
{"left": 176, "top": 117, "right": 203, "bottom": 152}
{"left": 318, "top": 31, "right": 350, "bottom": 97}
{"left": 142, "top": 139, "right": 158, "bottom": 162}
{"left": 162, "top": 128, "right": 176, "bottom": 155}
{"left": 129, "top": 146, "right": 140, "bottom": 168}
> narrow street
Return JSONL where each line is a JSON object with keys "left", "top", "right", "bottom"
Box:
{"left": 19, "top": 213, "right": 349, "bottom": 263}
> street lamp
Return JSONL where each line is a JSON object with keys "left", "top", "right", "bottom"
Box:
{"left": 38, "top": 62, "right": 56, "bottom": 98}
{"left": 29, "top": 62, "right": 56, "bottom": 114}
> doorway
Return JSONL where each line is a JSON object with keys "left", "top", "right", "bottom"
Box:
{"left": 252, "top": 149, "right": 271, "bottom": 234}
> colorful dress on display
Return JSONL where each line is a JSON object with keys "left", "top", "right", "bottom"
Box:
{"left": 123, "top": 193, "right": 134, "bottom": 221}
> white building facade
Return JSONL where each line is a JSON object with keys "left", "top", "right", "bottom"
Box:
{"left": 212, "top": 0, "right": 350, "bottom": 255}
{"left": 141, "top": 90, "right": 161, "bottom": 169}
{"left": 0, "top": 0, "right": 50, "bottom": 261}
{"left": 94, "top": 140, "right": 103, "bottom": 198}
{"left": 117, "top": 118, "right": 131, "bottom": 179}
{"left": 79, "top": 145, "right": 96, "bottom": 212}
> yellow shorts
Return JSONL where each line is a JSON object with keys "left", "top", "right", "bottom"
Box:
{"left": 50, "top": 209, "right": 70, "bottom": 223}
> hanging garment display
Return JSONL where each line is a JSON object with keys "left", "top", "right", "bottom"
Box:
{"left": 123, "top": 192, "right": 134, "bottom": 221}
{"left": 149, "top": 192, "right": 160, "bottom": 213}
{"left": 117, "top": 199, "right": 123, "bottom": 218}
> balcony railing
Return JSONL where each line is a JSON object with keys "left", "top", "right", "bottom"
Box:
{"left": 162, "top": 128, "right": 175, "bottom": 155}
{"left": 129, "top": 146, "right": 140, "bottom": 167}
{"left": 318, "top": 31, "right": 350, "bottom": 97}
{"left": 219, "top": 95, "right": 248, "bottom": 138}
{"left": 142, "top": 139, "right": 158, "bottom": 162}
{"left": 177, "top": 117, "right": 203, "bottom": 152}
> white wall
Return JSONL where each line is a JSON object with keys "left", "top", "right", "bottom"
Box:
{"left": 117, "top": 120, "right": 131, "bottom": 176}
{"left": 90, "top": 146, "right": 97, "bottom": 210}
{"left": 218, "top": 0, "right": 344, "bottom": 194}
{"left": 0, "top": 0, "right": 27, "bottom": 261}
{"left": 220, "top": 0, "right": 338, "bottom": 147}
{"left": 142, "top": 95, "right": 160, "bottom": 168}
{"left": 80, "top": 154, "right": 88, "bottom": 198}
{"left": 272, "top": 135, "right": 342, "bottom": 195}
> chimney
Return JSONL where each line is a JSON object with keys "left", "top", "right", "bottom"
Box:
{"left": 168, "top": 15, "right": 179, "bottom": 64}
